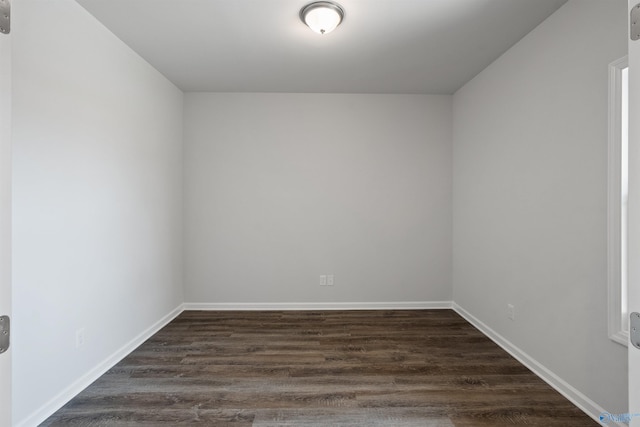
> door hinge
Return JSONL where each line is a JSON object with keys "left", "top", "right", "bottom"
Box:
{"left": 632, "top": 312, "right": 640, "bottom": 349}
{"left": 0, "top": 0, "right": 8, "bottom": 35}
{"left": 0, "top": 316, "right": 9, "bottom": 354}
{"left": 633, "top": 3, "right": 640, "bottom": 41}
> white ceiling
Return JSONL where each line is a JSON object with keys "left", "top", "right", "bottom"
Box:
{"left": 75, "top": 0, "right": 567, "bottom": 94}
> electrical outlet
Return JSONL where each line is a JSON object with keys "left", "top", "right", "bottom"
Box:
{"left": 327, "top": 275, "right": 334, "bottom": 286}
{"left": 319, "top": 275, "right": 327, "bottom": 286}
{"left": 76, "top": 328, "right": 85, "bottom": 348}
{"left": 507, "top": 304, "right": 515, "bottom": 321}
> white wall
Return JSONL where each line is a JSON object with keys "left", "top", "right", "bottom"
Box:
{"left": 11, "top": 0, "right": 184, "bottom": 424}
{"left": 184, "top": 93, "right": 452, "bottom": 305}
{"left": 452, "top": 0, "right": 627, "bottom": 415}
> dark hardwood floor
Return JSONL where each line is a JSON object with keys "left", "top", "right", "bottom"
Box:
{"left": 41, "top": 310, "right": 598, "bottom": 426}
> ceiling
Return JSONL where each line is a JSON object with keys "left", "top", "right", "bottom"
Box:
{"left": 75, "top": 0, "right": 567, "bottom": 94}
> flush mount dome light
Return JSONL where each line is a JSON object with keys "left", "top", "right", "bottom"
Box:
{"left": 300, "top": 1, "right": 344, "bottom": 35}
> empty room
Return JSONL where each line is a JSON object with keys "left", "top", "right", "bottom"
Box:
{"left": 1, "top": 0, "right": 638, "bottom": 425}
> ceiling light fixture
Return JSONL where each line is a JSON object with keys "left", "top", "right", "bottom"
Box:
{"left": 300, "top": 1, "right": 344, "bottom": 35}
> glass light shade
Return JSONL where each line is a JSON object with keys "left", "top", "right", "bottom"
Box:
{"left": 301, "top": 2, "right": 344, "bottom": 35}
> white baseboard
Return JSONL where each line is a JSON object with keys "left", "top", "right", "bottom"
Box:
{"left": 452, "top": 302, "right": 622, "bottom": 427}
{"left": 183, "top": 301, "right": 453, "bottom": 311}
{"left": 15, "top": 304, "right": 185, "bottom": 427}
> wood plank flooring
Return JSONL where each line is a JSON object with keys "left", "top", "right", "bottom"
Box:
{"left": 41, "top": 310, "right": 598, "bottom": 426}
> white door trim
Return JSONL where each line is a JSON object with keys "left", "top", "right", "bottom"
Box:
{"left": 0, "top": 6, "right": 12, "bottom": 426}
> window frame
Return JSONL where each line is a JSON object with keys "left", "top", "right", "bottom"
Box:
{"left": 607, "top": 55, "right": 629, "bottom": 347}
